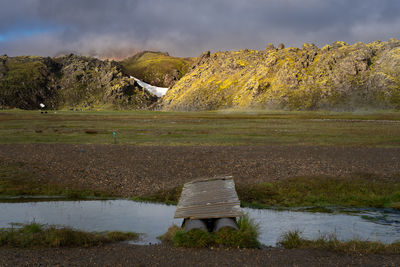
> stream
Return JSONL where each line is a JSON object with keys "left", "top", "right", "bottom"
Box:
{"left": 1, "top": 200, "right": 399, "bottom": 246}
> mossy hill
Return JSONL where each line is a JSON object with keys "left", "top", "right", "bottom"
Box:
{"left": 161, "top": 39, "right": 400, "bottom": 111}
{"left": 0, "top": 54, "right": 157, "bottom": 110}
{"left": 120, "top": 51, "right": 195, "bottom": 88}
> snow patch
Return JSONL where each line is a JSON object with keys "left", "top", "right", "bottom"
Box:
{"left": 130, "top": 76, "right": 168, "bottom": 97}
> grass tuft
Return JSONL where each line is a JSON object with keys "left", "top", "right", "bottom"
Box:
{"left": 172, "top": 229, "right": 215, "bottom": 248}
{"left": 278, "top": 230, "right": 400, "bottom": 254}
{"left": 215, "top": 215, "right": 260, "bottom": 248}
{"left": 278, "top": 229, "right": 304, "bottom": 249}
{"left": 0, "top": 223, "right": 139, "bottom": 248}
{"left": 160, "top": 215, "right": 260, "bottom": 249}
{"left": 157, "top": 225, "right": 180, "bottom": 243}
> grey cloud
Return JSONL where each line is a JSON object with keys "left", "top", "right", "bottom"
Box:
{"left": 1, "top": 0, "right": 400, "bottom": 58}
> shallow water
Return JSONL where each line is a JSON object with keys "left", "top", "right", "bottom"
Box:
{"left": 0, "top": 200, "right": 399, "bottom": 246}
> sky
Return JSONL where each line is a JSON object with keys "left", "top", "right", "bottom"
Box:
{"left": 1, "top": 0, "right": 400, "bottom": 59}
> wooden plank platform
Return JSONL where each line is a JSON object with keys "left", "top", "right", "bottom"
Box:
{"left": 174, "top": 176, "right": 244, "bottom": 219}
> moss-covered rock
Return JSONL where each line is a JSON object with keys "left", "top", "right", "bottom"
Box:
{"left": 0, "top": 54, "right": 157, "bottom": 110}
{"left": 120, "top": 51, "right": 195, "bottom": 88}
{"left": 161, "top": 40, "right": 400, "bottom": 111}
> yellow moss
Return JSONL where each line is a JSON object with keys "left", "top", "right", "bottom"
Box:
{"left": 313, "top": 54, "right": 321, "bottom": 63}
{"left": 333, "top": 41, "right": 349, "bottom": 47}
{"left": 236, "top": 59, "right": 249, "bottom": 67}
{"left": 219, "top": 78, "right": 234, "bottom": 90}
{"left": 321, "top": 45, "right": 331, "bottom": 51}
{"left": 391, "top": 48, "right": 400, "bottom": 60}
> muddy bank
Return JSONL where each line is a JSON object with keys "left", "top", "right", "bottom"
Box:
{"left": 0, "top": 144, "right": 399, "bottom": 197}
{"left": 1, "top": 243, "right": 399, "bottom": 267}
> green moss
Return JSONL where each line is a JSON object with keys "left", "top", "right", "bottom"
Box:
{"left": 120, "top": 51, "right": 194, "bottom": 87}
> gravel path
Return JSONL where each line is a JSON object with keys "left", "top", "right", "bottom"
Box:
{"left": 1, "top": 243, "right": 399, "bottom": 267}
{"left": 1, "top": 144, "right": 399, "bottom": 196}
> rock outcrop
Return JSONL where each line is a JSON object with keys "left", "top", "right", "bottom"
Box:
{"left": 0, "top": 54, "right": 157, "bottom": 110}
{"left": 120, "top": 51, "right": 195, "bottom": 88}
{"left": 161, "top": 39, "right": 400, "bottom": 111}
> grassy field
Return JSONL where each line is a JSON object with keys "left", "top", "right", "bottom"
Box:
{"left": 237, "top": 175, "right": 400, "bottom": 209}
{"left": 0, "top": 109, "right": 400, "bottom": 146}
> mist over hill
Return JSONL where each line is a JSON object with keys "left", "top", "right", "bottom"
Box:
{"left": 2, "top": 40, "right": 400, "bottom": 111}
{"left": 0, "top": 54, "right": 157, "bottom": 110}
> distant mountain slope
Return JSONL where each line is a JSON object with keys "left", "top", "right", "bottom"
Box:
{"left": 120, "top": 51, "right": 195, "bottom": 88}
{"left": 161, "top": 40, "right": 400, "bottom": 111}
{"left": 0, "top": 54, "right": 157, "bottom": 110}
{"left": 131, "top": 76, "right": 168, "bottom": 97}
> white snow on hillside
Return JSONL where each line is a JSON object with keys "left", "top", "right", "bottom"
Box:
{"left": 130, "top": 76, "right": 168, "bottom": 97}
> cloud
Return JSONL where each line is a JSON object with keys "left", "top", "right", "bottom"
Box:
{"left": 1, "top": 0, "right": 400, "bottom": 58}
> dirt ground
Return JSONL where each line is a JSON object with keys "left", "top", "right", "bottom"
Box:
{"left": 1, "top": 243, "right": 400, "bottom": 267}
{"left": 1, "top": 144, "right": 400, "bottom": 266}
{"left": 0, "top": 144, "right": 399, "bottom": 196}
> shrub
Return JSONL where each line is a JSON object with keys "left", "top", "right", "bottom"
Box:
{"left": 160, "top": 214, "right": 260, "bottom": 249}
{"left": 172, "top": 229, "right": 214, "bottom": 248}
{"left": 278, "top": 230, "right": 304, "bottom": 249}
{"left": 215, "top": 215, "right": 260, "bottom": 248}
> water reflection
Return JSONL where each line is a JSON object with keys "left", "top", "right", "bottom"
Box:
{"left": 0, "top": 200, "right": 399, "bottom": 246}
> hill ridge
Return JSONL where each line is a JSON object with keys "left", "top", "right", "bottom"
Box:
{"left": 160, "top": 39, "right": 400, "bottom": 111}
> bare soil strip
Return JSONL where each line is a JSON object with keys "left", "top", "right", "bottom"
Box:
{"left": 1, "top": 244, "right": 399, "bottom": 267}
{"left": 0, "top": 144, "right": 399, "bottom": 197}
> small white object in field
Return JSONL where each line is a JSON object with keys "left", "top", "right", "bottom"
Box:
{"left": 39, "top": 103, "right": 45, "bottom": 108}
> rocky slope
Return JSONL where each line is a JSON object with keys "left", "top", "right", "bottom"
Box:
{"left": 0, "top": 54, "right": 157, "bottom": 110}
{"left": 120, "top": 51, "right": 195, "bottom": 88}
{"left": 161, "top": 39, "right": 400, "bottom": 111}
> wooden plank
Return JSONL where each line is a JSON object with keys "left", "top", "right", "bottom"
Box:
{"left": 174, "top": 176, "right": 244, "bottom": 219}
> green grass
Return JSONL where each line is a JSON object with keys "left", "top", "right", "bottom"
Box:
{"left": 0, "top": 161, "right": 112, "bottom": 199}
{"left": 237, "top": 175, "right": 400, "bottom": 208}
{"left": 173, "top": 229, "right": 215, "bottom": 248}
{"left": 278, "top": 230, "right": 400, "bottom": 254}
{"left": 1, "top": 109, "right": 400, "bottom": 146}
{"left": 160, "top": 215, "right": 260, "bottom": 249}
{"left": 0, "top": 223, "right": 139, "bottom": 248}
{"left": 3, "top": 157, "right": 399, "bottom": 209}
{"left": 133, "top": 175, "right": 400, "bottom": 209}
{"left": 131, "top": 185, "right": 182, "bottom": 205}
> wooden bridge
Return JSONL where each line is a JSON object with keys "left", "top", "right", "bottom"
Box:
{"left": 174, "top": 176, "right": 244, "bottom": 220}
